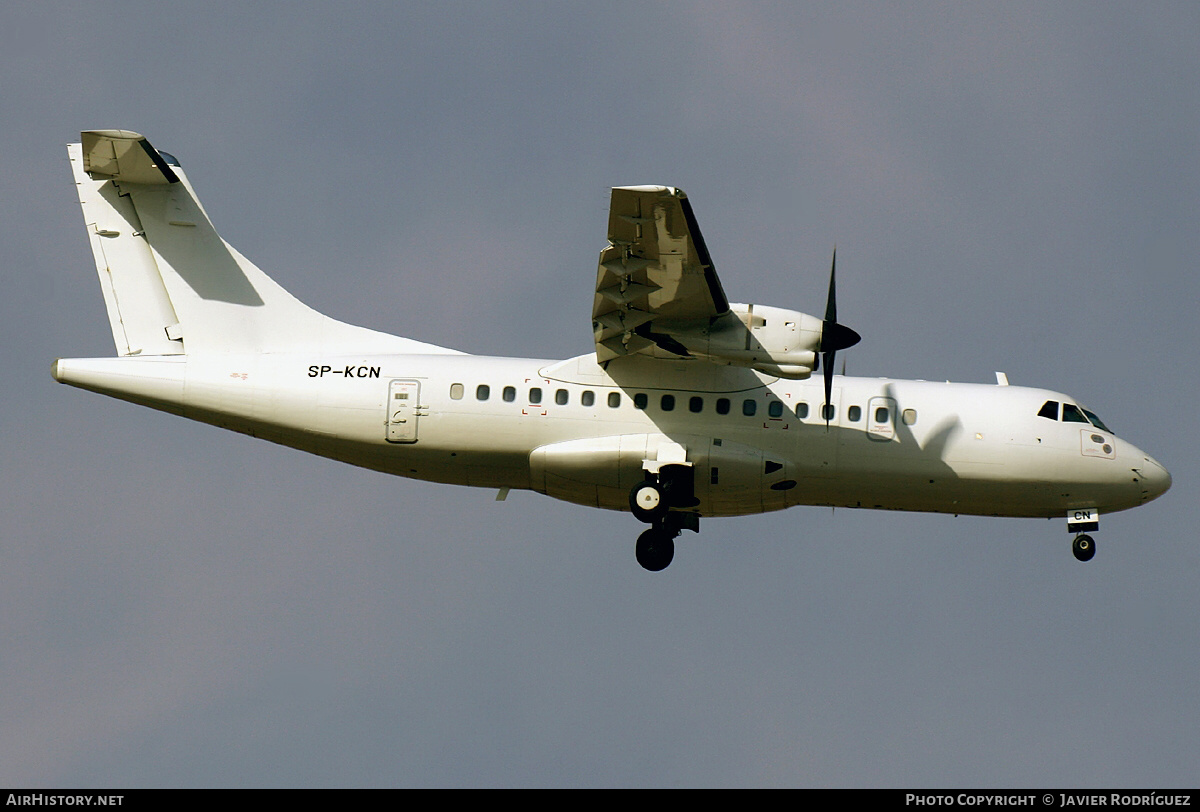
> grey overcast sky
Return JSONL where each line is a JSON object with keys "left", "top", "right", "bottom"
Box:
{"left": 3, "top": 1, "right": 1198, "bottom": 787}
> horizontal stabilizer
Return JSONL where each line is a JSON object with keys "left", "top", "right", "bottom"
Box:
{"left": 81, "top": 130, "right": 180, "bottom": 185}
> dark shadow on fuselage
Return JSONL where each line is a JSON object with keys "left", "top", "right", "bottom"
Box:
{"left": 601, "top": 359, "right": 966, "bottom": 508}
{"left": 119, "top": 180, "right": 265, "bottom": 306}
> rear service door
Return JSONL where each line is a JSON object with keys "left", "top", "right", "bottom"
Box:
{"left": 387, "top": 379, "right": 421, "bottom": 443}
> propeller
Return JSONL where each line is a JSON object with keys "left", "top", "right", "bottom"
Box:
{"left": 819, "top": 248, "right": 860, "bottom": 425}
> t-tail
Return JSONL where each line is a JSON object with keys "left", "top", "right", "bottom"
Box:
{"left": 64, "top": 129, "right": 455, "bottom": 357}
{"left": 55, "top": 130, "right": 459, "bottom": 409}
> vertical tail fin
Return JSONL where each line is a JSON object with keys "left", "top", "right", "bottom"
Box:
{"left": 69, "top": 130, "right": 456, "bottom": 357}
{"left": 70, "top": 133, "right": 184, "bottom": 356}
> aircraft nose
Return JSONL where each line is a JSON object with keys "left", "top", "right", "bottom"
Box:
{"left": 1142, "top": 455, "right": 1171, "bottom": 501}
{"left": 1138, "top": 455, "right": 1172, "bottom": 502}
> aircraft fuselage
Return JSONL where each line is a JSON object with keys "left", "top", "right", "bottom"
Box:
{"left": 52, "top": 351, "right": 1170, "bottom": 522}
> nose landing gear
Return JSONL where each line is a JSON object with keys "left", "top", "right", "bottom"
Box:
{"left": 1071, "top": 534, "right": 1096, "bottom": 562}
{"left": 1067, "top": 508, "right": 1099, "bottom": 562}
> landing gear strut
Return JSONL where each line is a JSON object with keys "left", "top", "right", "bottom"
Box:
{"left": 629, "top": 466, "right": 699, "bottom": 571}
{"left": 1072, "top": 534, "right": 1096, "bottom": 562}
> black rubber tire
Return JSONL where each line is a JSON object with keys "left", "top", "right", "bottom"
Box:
{"left": 629, "top": 480, "right": 668, "bottom": 524}
{"left": 636, "top": 527, "right": 675, "bottom": 572}
{"left": 1072, "top": 534, "right": 1096, "bottom": 562}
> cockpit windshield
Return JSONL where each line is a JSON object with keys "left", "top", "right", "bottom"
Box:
{"left": 1037, "top": 400, "right": 1113, "bottom": 433}
{"left": 1062, "top": 403, "right": 1089, "bottom": 423}
{"left": 1080, "top": 407, "right": 1111, "bottom": 433}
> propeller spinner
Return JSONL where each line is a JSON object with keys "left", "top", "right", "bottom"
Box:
{"left": 819, "top": 249, "right": 860, "bottom": 424}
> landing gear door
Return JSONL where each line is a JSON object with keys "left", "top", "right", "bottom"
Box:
{"left": 867, "top": 396, "right": 897, "bottom": 441}
{"left": 387, "top": 379, "right": 421, "bottom": 443}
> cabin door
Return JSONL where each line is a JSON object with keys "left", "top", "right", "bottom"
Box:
{"left": 386, "top": 379, "right": 421, "bottom": 443}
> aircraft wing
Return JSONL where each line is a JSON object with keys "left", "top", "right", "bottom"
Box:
{"left": 592, "top": 186, "right": 731, "bottom": 363}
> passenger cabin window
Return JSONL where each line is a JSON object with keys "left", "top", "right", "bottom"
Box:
{"left": 875, "top": 407, "right": 890, "bottom": 424}
{"left": 607, "top": 392, "right": 621, "bottom": 408}
{"left": 476, "top": 384, "right": 490, "bottom": 401}
{"left": 689, "top": 396, "right": 703, "bottom": 413}
{"left": 1062, "top": 403, "right": 1088, "bottom": 423}
{"left": 902, "top": 409, "right": 917, "bottom": 425}
{"left": 529, "top": 388, "right": 543, "bottom": 404}
{"left": 581, "top": 390, "right": 595, "bottom": 407}
{"left": 634, "top": 393, "right": 648, "bottom": 410}
{"left": 821, "top": 404, "right": 836, "bottom": 421}
{"left": 555, "top": 389, "right": 568, "bottom": 406}
{"left": 848, "top": 405, "right": 862, "bottom": 422}
{"left": 795, "top": 402, "right": 809, "bottom": 419}
{"left": 716, "top": 398, "right": 731, "bottom": 415}
{"left": 450, "top": 383, "right": 464, "bottom": 400}
{"left": 502, "top": 386, "right": 516, "bottom": 403}
{"left": 768, "top": 401, "right": 784, "bottom": 418}
{"left": 1038, "top": 400, "right": 1059, "bottom": 420}
{"left": 661, "top": 394, "right": 675, "bottom": 411}
{"left": 743, "top": 399, "right": 757, "bottom": 417}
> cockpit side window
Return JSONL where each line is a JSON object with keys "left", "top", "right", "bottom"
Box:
{"left": 1038, "top": 400, "right": 1059, "bottom": 420}
{"left": 1081, "top": 408, "right": 1112, "bottom": 433}
{"left": 1062, "top": 403, "right": 1088, "bottom": 424}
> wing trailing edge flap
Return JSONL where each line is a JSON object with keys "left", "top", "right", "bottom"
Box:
{"left": 592, "top": 186, "right": 732, "bottom": 364}
{"left": 591, "top": 186, "right": 824, "bottom": 380}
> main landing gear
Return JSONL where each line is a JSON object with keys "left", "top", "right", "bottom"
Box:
{"left": 636, "top": 525, "right": 676, "bottom": 572}
{"left": 629, "top": 467, "right": 699, "bottom": 572}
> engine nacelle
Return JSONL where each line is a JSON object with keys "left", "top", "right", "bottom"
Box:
{"left": 529, "top": 433, "right": 798, "bottom": 516}
{"left": 676, "top": 303, "right": 823, "bottom": 380}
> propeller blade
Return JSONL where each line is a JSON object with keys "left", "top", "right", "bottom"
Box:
{"left": 824, "top": 249, "right": 837, "bottom": 323}
{"left": 819, "top": 248, "right": 860, "bottom": 426}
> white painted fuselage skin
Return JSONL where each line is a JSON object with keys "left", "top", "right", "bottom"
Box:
{"left": 52, "top": 349, "right": 1171, "bottom": 522}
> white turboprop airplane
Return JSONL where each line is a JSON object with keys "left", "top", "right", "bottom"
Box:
{"left": 55, "top": 130, "right": 1171, "bottom": 570}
